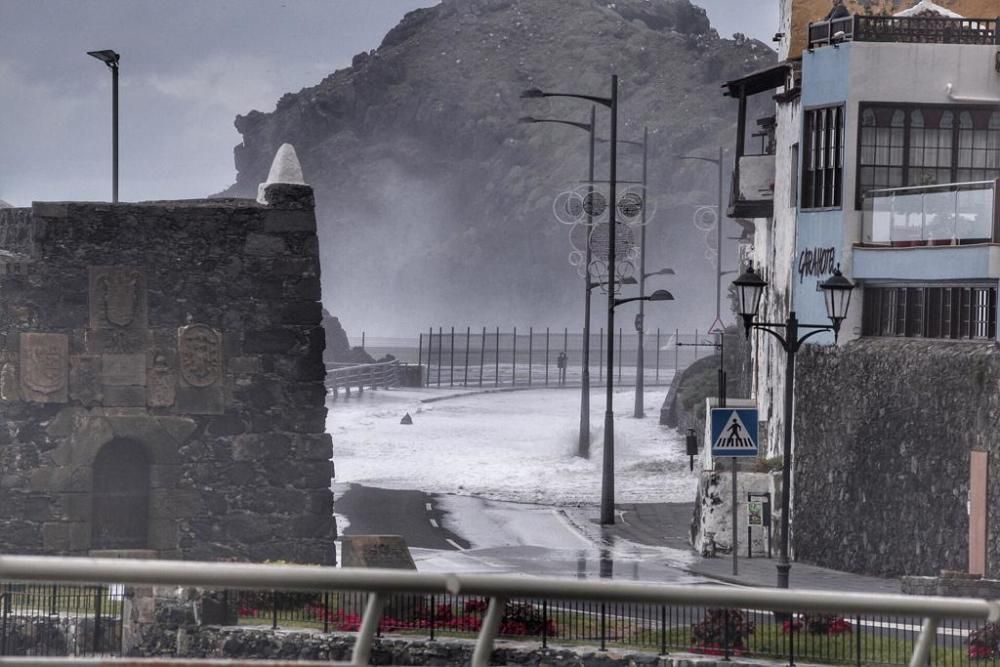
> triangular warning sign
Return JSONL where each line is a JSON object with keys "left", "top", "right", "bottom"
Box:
{"left": 713, "top": 412, "right": 755, "bottom": 450}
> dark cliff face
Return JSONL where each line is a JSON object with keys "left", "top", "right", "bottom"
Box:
{"left": 223, "top": 0, "right": 774, "bottom": 335}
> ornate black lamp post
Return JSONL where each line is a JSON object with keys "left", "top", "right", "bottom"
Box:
{"left": 523, "top": 75, "right": 625, "bottom": 525}
{"left": 732, "top": 263, "right": 855, "bottom": 588}
{"left": 87, "top": 49, "right": 120, "bottom": 204}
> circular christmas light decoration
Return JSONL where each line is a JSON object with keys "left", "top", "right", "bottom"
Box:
{"left": 589, "top": 221, "right": 635, "bottom": 262}
{"left": 566, "top": 194, "right": 585, "bottom": 219}
{"left": 693, "top": 205, "right": 718, "bottom": 232}
{"left": 617, "top": 191, "right": 643, "bottom": 219}
{"left": 583, "top": 191, "right": 607, "bottom": 217}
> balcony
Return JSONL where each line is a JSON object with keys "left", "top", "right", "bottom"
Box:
{"left": 854, "top": 180, "right": 1000, "bottom": 281}
{"left": 861, "top": 180, "right": 998, "bottom": 247}
{"left": 730, "top": 154, "right": 775, "bottom": 219}
{"left": 808, "top": 15, "right": 999, "bottom": 50}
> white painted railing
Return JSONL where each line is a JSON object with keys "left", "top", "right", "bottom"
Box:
{"left": 1, "top": 554, "right": 998, "bottom": 667}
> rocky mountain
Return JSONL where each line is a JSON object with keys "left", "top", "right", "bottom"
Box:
{"left": 222, "top": 0, "right": 775, "bottom": 336}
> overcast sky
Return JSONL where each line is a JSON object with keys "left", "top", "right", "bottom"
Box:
{"left": 0, "top": 0, "right": 779, "bottom": 207}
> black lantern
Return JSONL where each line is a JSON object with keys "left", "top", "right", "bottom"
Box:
{"left": 819, "top": 265, "right": 855, "bottom": 339}
{"left": 733, "top": 264, "right": 767, "bottom": 338}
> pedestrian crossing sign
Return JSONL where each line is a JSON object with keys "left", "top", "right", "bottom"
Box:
{"left": 710, "top": 408, "right": 759, "bottom": 457}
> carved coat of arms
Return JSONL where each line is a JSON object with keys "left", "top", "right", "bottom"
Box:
{"left": 89, "top": 266, "right": 147, "bottom": 331}
{"left": 178, "top": 325, "right": 222, "bottom": 387}
{"left": 97, "top": 268, "right": 141, "bottom": 326}
{"left": 20, "top": 333, "right": 68, "bottom": 399}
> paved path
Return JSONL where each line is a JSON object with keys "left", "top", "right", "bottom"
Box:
{"left": 587, "top": 502, "right": 901, "bottom": 594}
{"left": 334, "top": 484, "right": 470, "bottom": 551}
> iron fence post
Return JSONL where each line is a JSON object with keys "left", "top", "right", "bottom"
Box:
{"left": 464, "top": 326, "right": 471, "bottom": 387}
{"left": 600, "top": 602, "right": 607, "bottom": 651}
{"left": 789, "top": 610, "right": 795, "bottom": 667}
{"left": 426, "top": 327, "right": 433, "bottom": 387}
{"left": 494, "top": 327, "right": 500, "bottom": 386}
{"left": 94, "top": 585, "right": 104, "bottom": 654}
{"left": 855, "top": 614, "right": 861, "bottom": 667}
{"left": 542, "top": 600, "right": 548, "bottom": 648}
{"left": 512, "top": 326, "right": 517, "bottom": 386}
{"left": 429, "top": 594, "right": 435, "bottom": 641}
{"left": 674, "top": 328, "right": 679, "bottom": 371}
{"left": 528, "top": 327, "right": 533, "bottom": 385}
{"left": 418, "top": 333, "right": 423, "bottom": 381}
{"left": 272, "top": 591, "right": 278, "bottom": 630}
{"left": 723, "top": 607, "right": 731, "bottom": 661}
{"left": 323, "top": 592, "right": 330, "bottom": 633}
{"left": 479, "top": 327, "right": 486, "bottom": 387}
{"left": 449, "top": 326, "right": 455, "bottom": 387}
{"left": 437, "top": 327, "right": 443, "bottom": 386}
{"left": 545, "top": 328, "right": 550, "bottom": 386}
{"left": 659, "top": 605, "right": 666, "bottom": 655}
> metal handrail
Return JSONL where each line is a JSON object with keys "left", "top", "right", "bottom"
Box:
{"left": 2, "top": 554, "right": 1000, "bottom": 667}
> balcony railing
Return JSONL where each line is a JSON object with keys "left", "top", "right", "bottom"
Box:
{"left": 808, "top": 15, "right": 999, "bottom": 50}
{"left": 860, "top": 180, "right": 1000, "bottom": 247}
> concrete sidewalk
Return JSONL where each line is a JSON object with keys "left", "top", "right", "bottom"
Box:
{"left": 587, "top": 502, "right": 901, "bottom": 594}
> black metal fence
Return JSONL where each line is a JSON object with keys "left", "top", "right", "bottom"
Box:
{"left": 0, "top": 583, "right": 123, "bottom": 657}
{"left": 227, "top": 589, "right": 992, "bottom": 666}
{"left": 4, "top": 582, "right": 998, "bottom": 665}
{"left": 408, "top": 327, "right": 719, "bottom": 389}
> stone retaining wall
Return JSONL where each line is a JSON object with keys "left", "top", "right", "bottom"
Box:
{"left": 794, "top": 338, "right": 1000, "bottom": 578}
{"left": 133, "top": 624, "right": 757, "bottom": 667}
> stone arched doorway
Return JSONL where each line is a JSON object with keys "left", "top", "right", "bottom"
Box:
{"left": 91, "top": 438, "right": 151, "bottom": 550}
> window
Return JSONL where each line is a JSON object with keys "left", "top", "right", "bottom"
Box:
{"left": 858, "top": 103, "right": 1000, "bottom": 205}
{"left": 862, "top": 284, "right": 997, "bottom": 339}
{"left": 802, "top": 107, "right": 844, "bottom": 209}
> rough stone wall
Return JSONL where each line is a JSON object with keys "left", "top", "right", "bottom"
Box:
{"left": 131, "top": 623, "right": 744, "bottom": 667}
{"left": 0, "top": 184, "right": 334, "bottom": 564}
{"left": 794, "top": 338, "right": 1000, "bottom": 577}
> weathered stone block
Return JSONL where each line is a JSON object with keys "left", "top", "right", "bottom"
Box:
{"left": 264, "top": 209, "right": 316, "bottom": 233}
{"left": 148, "top": 518, "right": 178, "bottom": 551}
{"left": 175, "top": 385, "right": 225, "bottom": 415}
{"left": 102, "top": 385, "right": 147, "bottom": 407}
{"left": 244, "top": 329, "right": 299, "bottom": 354}
{"left": 101, "top": 353, "right": 147, "bottom": 386}
{"left": 42, "top": 522, "right": 71, "bottom": 551}
{"left": 244, "top": 233, "right": 288, "bottom": 256}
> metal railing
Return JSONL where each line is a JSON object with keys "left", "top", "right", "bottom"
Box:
{"left": 327, "top": 359, "right": 399, "bottom": 398}
{"left": 861, "top": 180, "right": 999, "bottom": 247}
{"left": 808, "top": 15, "right": 1000, "bottom": 50}
{"left": 2, "top": 554, "right": 1000, "bottom": 666}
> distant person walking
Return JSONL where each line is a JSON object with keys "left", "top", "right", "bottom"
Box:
{"left": 557, "top": 351, "right": 568, "bottom": 385}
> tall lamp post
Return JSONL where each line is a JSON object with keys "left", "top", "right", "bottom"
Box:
{"left": 732, "top": 263, "right": 855, "bottom": 588}
{"left": 519, "top": 110, "right": 597, "bottom": 459}
{"left": 87, "top": 49, "right": 120, "bottom": 204}
{"left": 523, "top": 76, "right": 624, "bottom": 525}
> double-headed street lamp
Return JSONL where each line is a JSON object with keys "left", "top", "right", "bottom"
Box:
{"left": 732, "top": 263, "right": 855, "bottom": 589}
{"left": 87, "top": 49, "right": 120, "bottom": 204}
{"left": 519, "top": 110, "right": 597, "bottom": 460}
{"left": 523, "top": 75, "right": 639, "bottom": 525}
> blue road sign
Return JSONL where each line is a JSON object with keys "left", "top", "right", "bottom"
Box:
{"left": 710, "top": 408, "right": 759, "bottom": 457}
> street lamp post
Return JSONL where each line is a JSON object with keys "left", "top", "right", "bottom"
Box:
{"left": 523, "top": 75, "right": 624, "bottom": 525}
{"left": 732, "top": 263, "right": 855, "bottom": 589}
{"left": 519, "top": 109, "right": 597, "bottom": 459}
{"left": 87, "top": 49, "right": 120, "bottom": 204}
